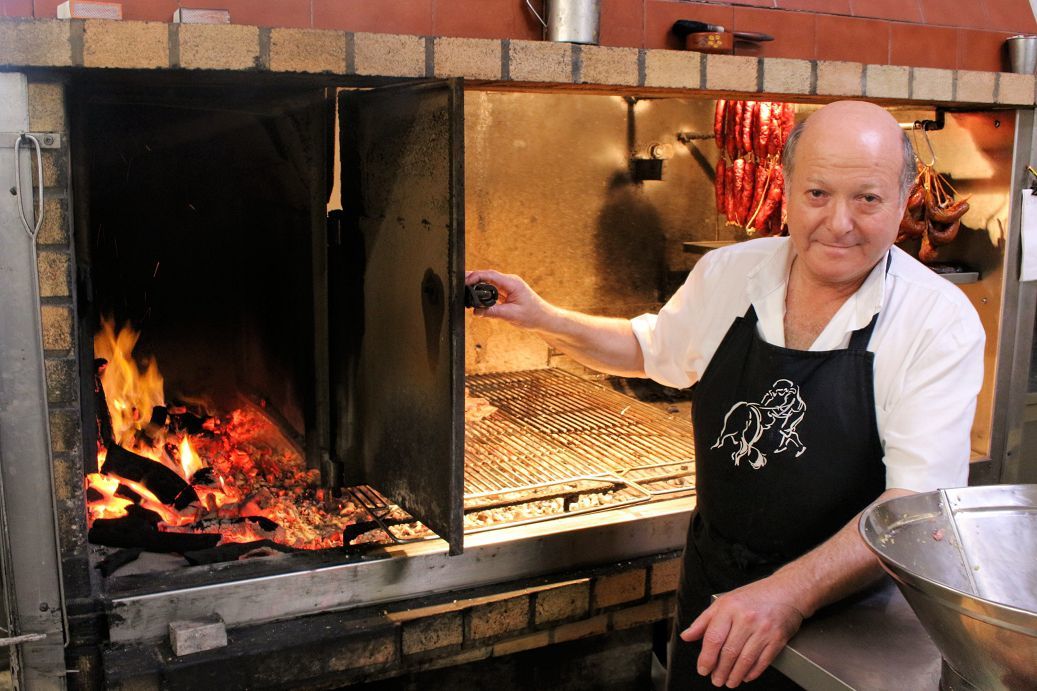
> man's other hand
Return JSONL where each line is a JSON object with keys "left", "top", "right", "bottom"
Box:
{"left": 680, "top": 578, "right": 805, "bottom": 688}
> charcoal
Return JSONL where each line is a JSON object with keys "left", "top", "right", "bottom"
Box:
{"left": 168, "top": 407, "right": 210, "bottom": 436}
{"left": 149, "top": 405, "right": 168, "bottom": 427}
{"left": 88, "top": 514, "right": 220, "bottom": 553}
{"left": 125, "top": 503, "right": 161, "bottom": 525}
{"left": 86, "top": 487, "right": 104, "bottom": 502}
{"left": 182, "top": 539, "right": 295, "bottom": 566}
{"left": 101, "top": 444, "right": 199, "bottom": 508}
{"left": 190, "top": 467, "right": 216, "bottom": 486}
{"left": 115, "top": 484, "right": 142, "bottom": 504}
{"left": 96, "top": 548, "right": 143, "bottom": 577}
{"left": 245, "top": 515, "right": 279, "bottom": 532}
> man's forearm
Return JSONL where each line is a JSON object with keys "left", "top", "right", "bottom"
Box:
{"left": 532, "top": 305, "right": 646, "bottom": 378}
{"left": 768, "top": 488, "right": 913, "bottom": 617}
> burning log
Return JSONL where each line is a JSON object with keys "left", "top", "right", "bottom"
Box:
{"left": 89, "top": 512, "right": 220, "bottom": 553}
{"left": 182, "top": 539, "right": 295, "bottom": 566}
{"left": 115, "top": 484, "right": 142, "bottom": 504}
{"left": 101, "top": 444, "right": 199, "bottom": 509}
{"left": 94, "top": 358, "right": 115, "bottom": 450}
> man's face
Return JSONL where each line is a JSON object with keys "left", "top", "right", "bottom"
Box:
{"left": 785, "top": 126, "right": 906, "bottom": 288}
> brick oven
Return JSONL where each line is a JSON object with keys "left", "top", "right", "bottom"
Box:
{"left": 2, "top": 6, "right": 1037, "bottom": 690}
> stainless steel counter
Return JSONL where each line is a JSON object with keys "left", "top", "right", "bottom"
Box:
{"left": 773, "top": 578, "right": 943, "bottom": 690}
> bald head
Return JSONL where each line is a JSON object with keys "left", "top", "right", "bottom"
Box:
{"left": 782, "top": 101, "right": 915, "bottom": 200}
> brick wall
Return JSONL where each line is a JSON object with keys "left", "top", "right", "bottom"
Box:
{"left": 2, "top": 0, "right": 1035, "bottom": 72}
{"left": 104, "top": 553, "right": 684, "bottom": 688}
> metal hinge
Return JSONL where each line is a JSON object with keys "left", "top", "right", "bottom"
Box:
{"left": 0, "top": 132, "right": 61, "bottom": 149}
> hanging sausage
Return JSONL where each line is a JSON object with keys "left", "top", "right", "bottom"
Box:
{"left": 713, "top": 99, "right": 795, "bottom": 237}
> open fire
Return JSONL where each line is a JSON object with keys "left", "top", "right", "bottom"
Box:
{"left": 85, "top": 319, "right": 377, "bottom": 553}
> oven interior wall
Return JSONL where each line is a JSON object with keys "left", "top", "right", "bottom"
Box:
{"left": 463, "top": 92, "right": 725, "bottom": 375}
{"left": 72, "top": 81, "right": 330, "bottom": 458}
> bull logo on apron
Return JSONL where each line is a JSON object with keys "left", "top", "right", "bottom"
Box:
{"left": 711, "top": 379, "right": 807, "bottom": 470}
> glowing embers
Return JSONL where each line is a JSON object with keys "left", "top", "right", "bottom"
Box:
{"left": 86, "top": 321, "right": 368, "bottom": 553}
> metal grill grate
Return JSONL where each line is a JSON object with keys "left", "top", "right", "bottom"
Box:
{"left": 464, "top": 369, "right": 695, "bottom": 499}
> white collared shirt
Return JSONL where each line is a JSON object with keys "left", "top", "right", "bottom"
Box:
{"left": 630, "top": 237, "right": 985, "bottom": 492}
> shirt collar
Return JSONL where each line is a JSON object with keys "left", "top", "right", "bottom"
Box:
{"left": 745, "top": 237, "right": 890, "bottom": 330}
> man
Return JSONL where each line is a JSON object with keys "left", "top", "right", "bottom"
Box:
{"left": 465, "top": 101, "right": 984, "bottom": 688}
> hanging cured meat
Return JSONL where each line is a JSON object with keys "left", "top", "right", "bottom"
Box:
{"left": 713, "top": 99, "right": 795, "bottom": 236}
{"left": 897, "top": 162, "right": 970, "bottom": 263}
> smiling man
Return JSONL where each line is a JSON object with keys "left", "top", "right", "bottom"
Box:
{"left": 465, "top": 100, "right": 984, "bottom": 688}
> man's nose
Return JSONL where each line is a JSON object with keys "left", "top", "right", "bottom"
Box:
{"left": 828, "top": 198, "right": 854, "bottom": 235}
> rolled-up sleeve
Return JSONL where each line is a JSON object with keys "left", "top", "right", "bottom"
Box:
{"left": 881, "top": 309, "right": 985, "bottom": 492}
{"left": 630, "top": 252, "right": 715, "bottom": 390}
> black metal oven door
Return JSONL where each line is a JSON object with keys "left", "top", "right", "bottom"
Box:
{"left": 334, "top": 79, "right": 465, "bottom": 554}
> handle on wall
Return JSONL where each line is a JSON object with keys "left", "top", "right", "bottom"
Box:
{"left": 13, "top": 133, "right": 44, "bottom": 240}
{"left": 524, "top": 0, "right": 547, "bottom": 28}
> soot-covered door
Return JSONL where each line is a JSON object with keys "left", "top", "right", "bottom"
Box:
{"left": 335, "top": 80, "right": 465, "bottom": 554}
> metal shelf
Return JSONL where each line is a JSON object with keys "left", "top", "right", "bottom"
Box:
{"left": 681, "top": 241, "right": 980, "bottom": 284}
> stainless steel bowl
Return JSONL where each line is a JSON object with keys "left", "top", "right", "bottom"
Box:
{"left": 859, "top": 485, "right": 1037, "bottom": 690}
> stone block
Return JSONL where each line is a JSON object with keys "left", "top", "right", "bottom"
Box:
{"left": 593, "top": 569, "right": 646, "bottom": 609}
{"left": 33, "top": 150, "right": 64, "bottom": 189}
{"left": 45, "top": 358, "right": 78, "bottom": 404}
{"left": 550, "top": 613, "right": 609, "bottom": 643}
{"left": 169, "top": 615, "right": 227, "bottom": 656}
{"left": 534, "top": 581, "right": 590, "bottom": 625}
{"left": 912, "top": 67, "right": 953, "bottom": 102}
{"left": 326, "top": 634, "right": 396, "bottom": 672}
{"left": 579, "top": 45, "right": 638, "bottom": 86}
{"left": 650, "top": 558, "right": 681, "bottom": 595}
{"left": 83, "top": 20, "right": 168, "bottom": 69}
{"left": 509, "top": 39, "right": 571, "bottom": 83}
{"left": 37, "top": 250, "right": 70, "bottom": 297}
{"left": 998, "top": 72, "right": 1036, "bottom": 105}
{"left": 38, "top": 198, "right": 69, "bottom": 245}
{"left": 492, "top": 630, "right": 550, "bottom": 657}
{"left": 611, "top": 598, "right": 670, "bottom": 630}
{"left": 705, "top": 53, "right": 757, "bottom": 92}
{"left": 434, "top": 37, "right": 500, "bottom": 80}
{"left": 762, "top": 57, "right": 811, "bottom": 95}
{"left": 955, "top": 70, "right": 996, "bottom": 103}
{"left": 354, "top": 32, "right": 424, "bottom": 78}
{"left": 413, "top": 645, "right": 493, "bottom": 673}
{"left": 28, "top": 81, "right": 66, "bottom": 132}
{"left": 0, "top": 19, "right": 72, "bottom": 67}
{"left": 402, "top": 612, "right": 463, "bottom": 655}
{"left": 644, "top": 49, "right": 698, "bottom": 89}
{"left": 270, "top": 28, "right": 346, "bottom": 74}
{"left": 816, "top": 61, "right": 863, "bottom": 97}
{"left": 41, "top": 304, "right": 73, "bottom": 351}
{"left": 49, "top": 408, "right": 80, "bottom": 453}
{"left": 865, "top": 64, "right": 909, "bottom": 100}
{"left": 180, "top": 24, "right": 259, "bottom": 71}
{"left": 468, "top": 596, "right": 529, "bottom": 640}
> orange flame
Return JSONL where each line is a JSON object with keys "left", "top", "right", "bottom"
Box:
{"left": 87, "top": 321, "right": 358, "bottom": 552}
{"left": 94, "top": 317, "right": 165, "bottom": 450}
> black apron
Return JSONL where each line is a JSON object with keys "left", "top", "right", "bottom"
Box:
{"left": 665, "top": 297, "right": 886, "bottom": 690}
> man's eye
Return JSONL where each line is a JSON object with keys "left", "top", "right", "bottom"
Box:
{"left": 861, "top": 194, "right": 880, "bottom": 203}
{"left": 807, "top": 189, "right": 826, "bottom": 198}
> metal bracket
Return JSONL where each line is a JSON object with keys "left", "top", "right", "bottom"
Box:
{"left": 0, "top": 132, "right": 61, "bottom": 149}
